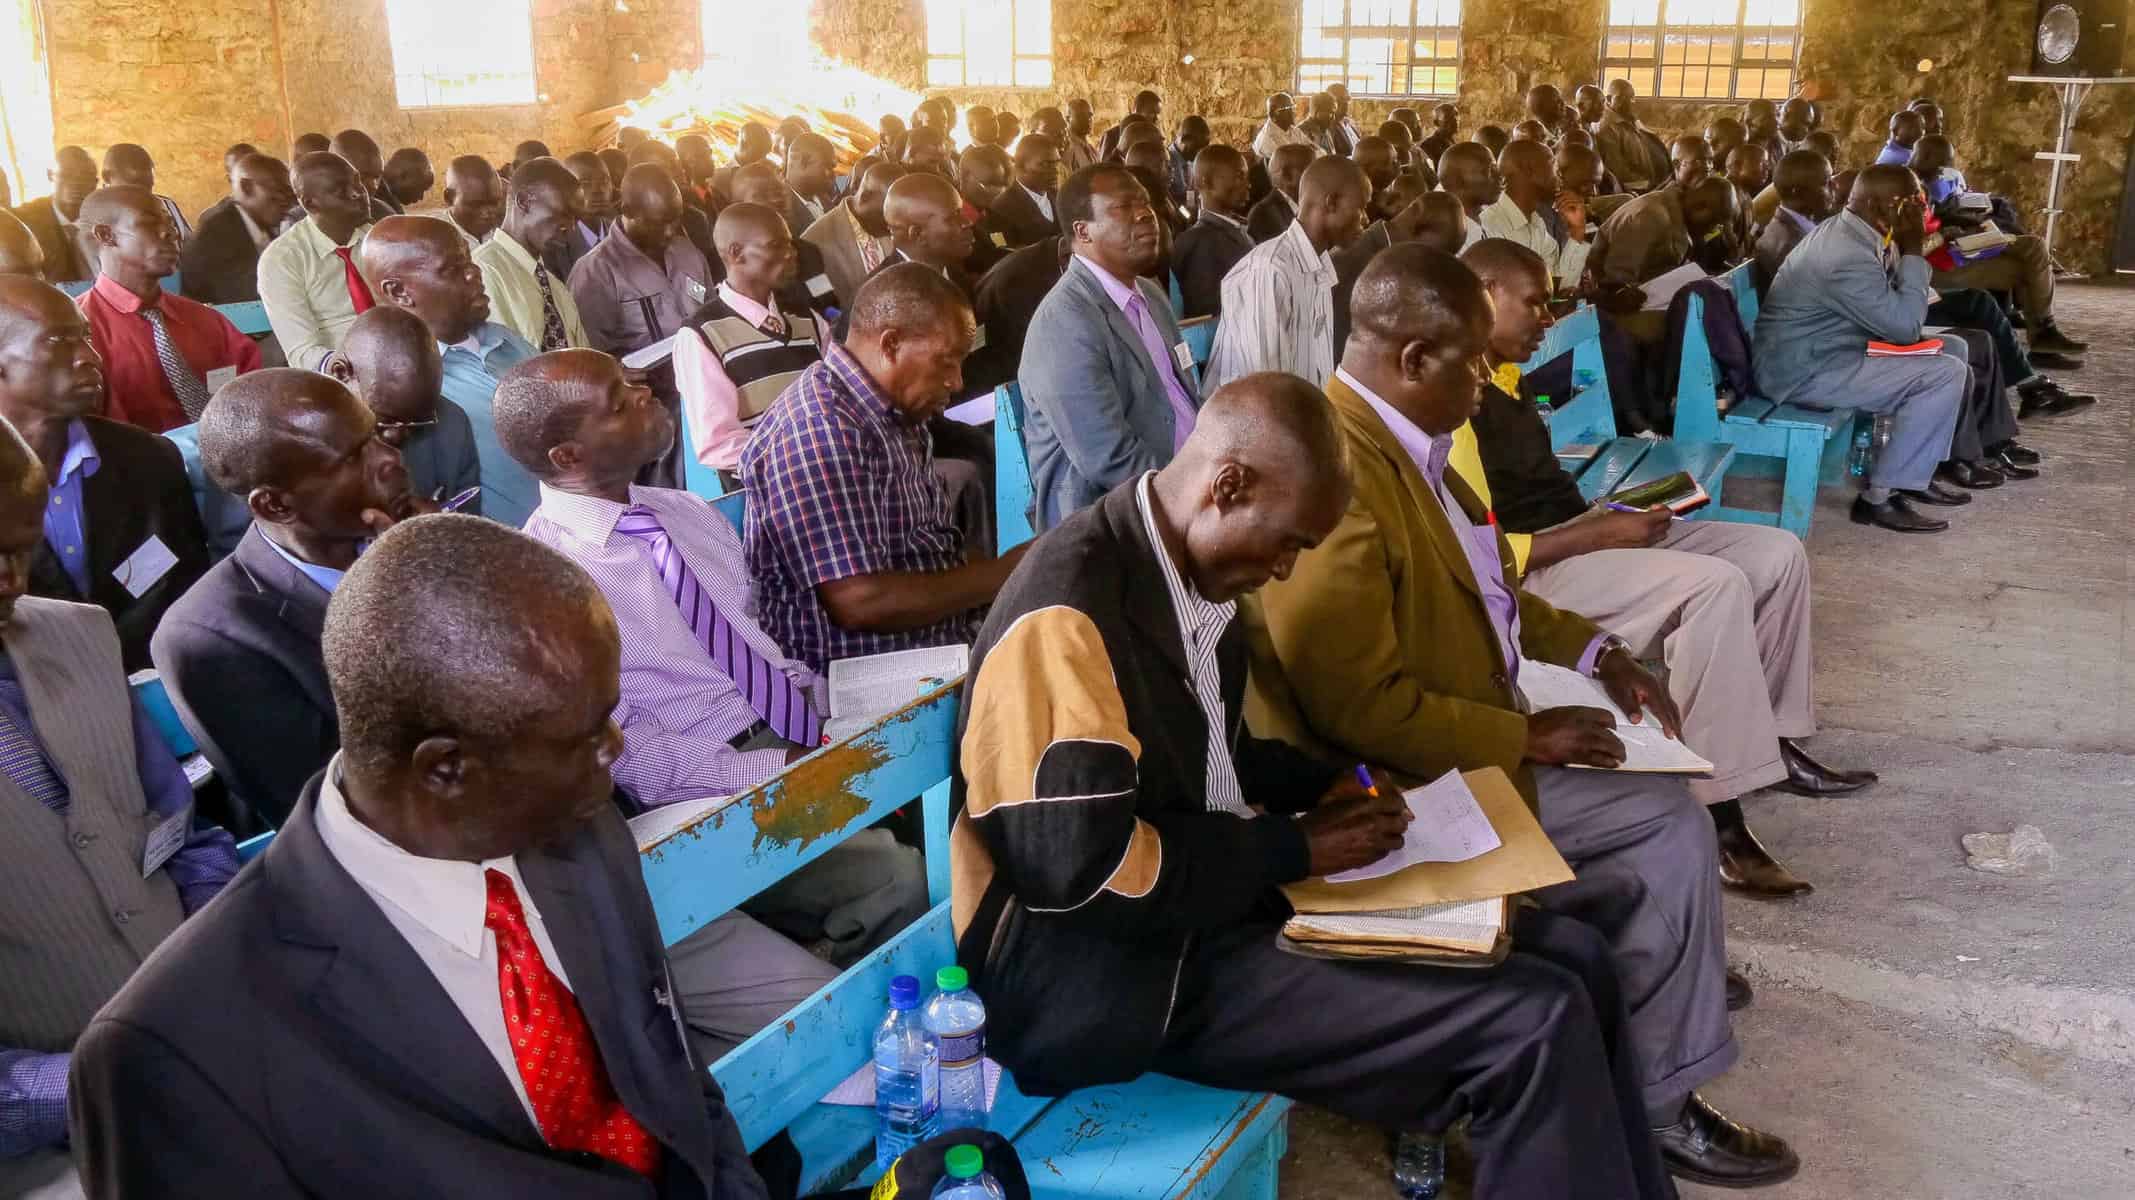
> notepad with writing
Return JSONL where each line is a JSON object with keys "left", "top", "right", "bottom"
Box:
{"left": 1516, "top": 660, "right": 1713, "bottom": 775}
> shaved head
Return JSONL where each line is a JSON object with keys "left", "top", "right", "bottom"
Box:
{"left": 1351, "top": 243, "right": 1490, "bottom": 348}
{"left": 358, "top": 214, "right": 491, "bottom": 342}
{"left": 1850, "top": 163, "right": 1920, "bottom": 211}
{"left": 197, "top": 367, "right": 365, "bottom": 494}
{"left": 343, "top": 306, "right": 445, "bottom": 426}
{"left": 712, "top": 200, "right": 786, "bottom": 253}
{"left": 846, "top": 258, "right": 969, "bottom": 341}
{"left": 0, "top": 212, "right": 44, "bottom": 279}
{"left": 1460, "top": 235, "right": 1549, "bottom": 291}
{"left": 491, "top": 349, "right": 609, "bottom": 477}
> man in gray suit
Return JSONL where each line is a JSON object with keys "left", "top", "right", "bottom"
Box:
{"left": 1018, "top": 164, "right": 1201, "bottom": 532}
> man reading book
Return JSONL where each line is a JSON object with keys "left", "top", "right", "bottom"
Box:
{"left": 1245, "top": 245, "right": 1799, "bottom": 1190}
{"left": 954, "top": 372, "right": 1679, "bottom": 1200}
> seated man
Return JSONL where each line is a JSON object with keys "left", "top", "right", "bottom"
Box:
{"left": 1754, "top": 166, "right": 1966, "bottom": 533}
{"left": 543, "top": 151, "right": 613, "bottom": 283}
{"left": 438, "top": 154, "right": 505, "bottom": 248}
{"left": 957, "top": 373, "right": 1678, "bottom": 1200}
{"left": 500, "top": 347, "right": 925, "bottom": 1009}
{"left": 965, "top": 222, "right": 1070, "bottom": 399}
{"left": 179, "top": 152, "right": 296, "bottom": 304}
{"left": 741, "top": 264, "right": 1026, "bottom": 672}
{"left": 1169, "top": 144, "right": 1253, "bottom": 319}
{"left": 803, "top": 159, "right": 900, "bottom": 307}
{"left": 1020, "top": 164, "right": 1200, "bottom": 531}
{"left": 988, "top": 133, "right": 1062, "bottom": 248}
{"left": 726, "top": 162, "right": 842, "bottom": 320}
{"left": 343, "top": 307, "right": 483, "bottom": 511}
{"left": 954, "top": 145, "right": 1014, "bottom": 279}
{"left": 1248, "top": 244, "right": 1798, "bottom": 1189}
{"left": 1251, "top": 92, "right": 1315, "bottom": 166}
{"left": 1592, "top": 79, "right": 1671, "bottom": 194}
{"left": 3, "top": 277, "right": 208, "bottom": 671}
{"left": 1479, "top": 138, "right": 1591, "bottom": 295}
{"left": 9, "top": 146, "right": 98, "bottom": 283}
{"left": 1875, "top": 108, "right": 1925, "bottom": 166}
{"left": 0, "top": 419, "right": 236, "bottom": 1199}
{"left": 1246, "top": 143, "right": 1314, "bottom": 244}
{"left": 359, "top": 214, "right": 539, "bottom": 525}
{"left": 152, "top": 368, "right": 426, "bottom": 832}
{"left": 331, "top": 129, "right": 398, "bottom": 222}
{"left": 1590, "top": 176, "right": 1739, "bottom": 343}
{"left": 1460, "top": 238, "right": 1875, "bottom": 895}
{"left": 568, "top": 163, "right": 716, "bottom": 358}
{"left": 1204, "top": 156, "right": 1371, "bottom": 394}
{"left": 96, "top": 143, "right": 191, "bottom": 242}
{"left": 675, "top": 203, "right": 822, "bottom": 490}
{"left": 1554, "top": 140, "right": 1632, "bottom": 227}
{"left": 77, "top": 187, "right": 263, "bottom": 433}
{"left": 1905, "top": 139, "right": 2086, "bottom": 359}
{"left": 780, "top": 133, "right": 841, "bottom": 241}
{"left": 1166, "top": 117, "right": 1210, "bottom": 210}
{"left": 472, "top": 156, "right": 591, "bottom": 352}
{"left": 1724, "top": 143, "right": 1770, "bottom": 247}
{"left": 1704, "top": 116, "right": 1748, "bottom": 167}
{"left": 1434, "top": 141, "right": 1500, "bottom": 247}
{"left": 257, "top": 151, "right": 376, "bottom": 374}
{"left": 1418, "top": 102, "right": 1459, "bottom": 172}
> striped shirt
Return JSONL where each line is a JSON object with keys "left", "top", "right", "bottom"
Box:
{"left": 1134, "top": 473, "right": 1247, "bottom": 817}
{"left": 522, "top": 483, "right": 823, "bottom": 808}
{"left": 1203, "top": 220, "right": 1339, "bottom": 395}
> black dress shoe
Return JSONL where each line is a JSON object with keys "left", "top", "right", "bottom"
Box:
{"left": 1898, "top": 480, "right": 1970, "bottom": 506}
{"left": 1652, "top": 1094, "right": 1800, "bottom": 1188}
{"left": 1853, "top": 494, "right": 1950, "bottom": 531}
{"left": 1715, "top": 815, "right": 1814, "bottom": 898}
{"left": 2029, "top": 325, "right": 2090, "bottom": 355}
{"left": 1935, "top": 459, "right": 2004, "bottom": 490}
{"left": 1727, "top": 968, "right": 1753, "bottom": 1012}
{"left": 1992, "top": 450, "right": 2041, "bottom": 480}
{"left": 1988, "top": 440, "right": 2042, "bottom": 466}
{"left": 2027, "top": 350, "right": 2085, "bottom": 371}
{"left": 1777, "top": 738, "right": 1877, "bottom": 794}
{"left": 2018, "top": 380, "right": 2098, "bottom": 420}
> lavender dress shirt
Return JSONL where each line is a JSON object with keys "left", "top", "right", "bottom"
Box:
{"left": 1078, "top": 257, "right": 1199, "bottom": 449}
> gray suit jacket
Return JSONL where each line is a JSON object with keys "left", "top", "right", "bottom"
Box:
{"left": 1018, "top": 257, "right": 1200, "bottom": 532}
{"left": 1752, "top": 209, "right": 1932, "bottom": 406}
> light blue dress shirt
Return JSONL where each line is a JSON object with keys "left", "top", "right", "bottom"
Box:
{"left": 438, "top": 322, "right": 537, "bottom": 527}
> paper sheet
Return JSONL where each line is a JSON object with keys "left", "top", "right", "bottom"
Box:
{"left": 621, "top": 333, "right": 680, "bottom": 370}
{"left": 942, "top": 394, "right": 996, "bottom": 426}
{"left": 828, "top": 645, "right": 968, "bottom": 726}
{"left": 823, "top": 1056, "right": 1003, "bottom": 1109}
{"left": 1325, "top": 771, "right": 1502, "bottom": 884}
{"left": 1639, "top": 262, "right": 1710, "bottom": 312}
{"left": 628, "top": 794, "right": 739, "bottom": 850}
{"left": 1516, "top": 660, "right": 1714, "bottom": 775}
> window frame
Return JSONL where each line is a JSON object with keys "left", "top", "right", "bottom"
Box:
{"left": 1599, "top": 0, "right": 1802, "bottom": 103}
{"left": 384, "top": 0, "right": 539, "bottom": 111}
{"left": 924, "top": 0, "right": 1053, "bottom": 90}
{"left": 1296, "top": 0, "right": 1464, "bottom": 100}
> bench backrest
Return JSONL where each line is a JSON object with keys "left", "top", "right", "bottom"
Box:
{"left": 216, "top": 300, "right": 272, "bottom": 337}
{"left": 1730, "top": 261, "right": 1761, "bottom": 326}
{"left": 1525, "top": 305, "right": 1618, "bottom": 450}
{"left": 1181, "top": 314, "right": 1216, "bottom": 373}
{"left": 710, "top": 489, "right": 746, "bottom": 535}
{"left": 993, "top": 383, "right": 1036, "bottom": 554}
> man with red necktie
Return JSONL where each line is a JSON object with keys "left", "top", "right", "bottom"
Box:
{"left": 256, "top": 151, "right": 376, "bottom": 377}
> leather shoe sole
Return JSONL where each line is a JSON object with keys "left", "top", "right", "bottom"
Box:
{"left": 1653, "top": 1096, "right": 1802, "bottom": 1189}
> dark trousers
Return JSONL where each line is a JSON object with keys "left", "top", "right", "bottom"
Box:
{"left": 1151, "top": 909, "right": 1677, "bottom": 1200}
{"left": 1934, "top": 327, "right": 2018, "bottom": 462}
{"left": 1929, "top": 287, "right": 2035, "bottom": 388}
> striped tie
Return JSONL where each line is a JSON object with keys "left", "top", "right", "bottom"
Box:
{"left": 613, "top": 505, "right": 820, "bottom": 747}
{"left": 143, "top": 307, "right": 213, "bottom": 421}
{"left": 0, "top": 677, "right": 68, "bottom": 810}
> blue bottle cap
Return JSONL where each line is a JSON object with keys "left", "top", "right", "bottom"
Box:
{"left": 889, "top": 975, "right": 921, "bottom": 1009}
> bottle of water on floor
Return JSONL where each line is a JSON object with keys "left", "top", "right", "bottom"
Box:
{"left": 1391, "top": 1130, "right": 1445, "bottom": 1199}
{"left": 1848, "top": 423, "right": 1874, "bottom": 478}
{"left": 875, "top": 974, "right": 940, "bottom": 1170}
{"left": 923, "top": 966, "right": 988, "bottom": 1132}
{"left": 931, "top": 1144, "right": 1006, "bottom": 1198}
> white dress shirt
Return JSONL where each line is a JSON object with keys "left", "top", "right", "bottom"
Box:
{"left": 1020, "top": 184, "right": 1055, "bottom": 224}
{"left": 313, "top": 756, "right": 570, "bottom": 1129}
{"left": 1479, "top": 192, "right": 1592, "bottom": 292}
{"left": 1251, "top": 120, "right": 1316, "bottom": 165}
{"left": 1203, "top": 220, "right": 1339, "bottom": 394}
{"left": 256, "top": 214, "right": 372, "bottom": 372}
{"left": 1135, "top": 473, "right": 1249, "bottom": 817}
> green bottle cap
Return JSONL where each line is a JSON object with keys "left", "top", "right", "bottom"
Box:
{"left": 945, "top": 1144, "right": 984, "bottom": 1179}
{"left": 1535, "top": 394, "right": 1553, "bottom": 405}
{"left": 936, "top": 965, "right": 969, "bottom": 992}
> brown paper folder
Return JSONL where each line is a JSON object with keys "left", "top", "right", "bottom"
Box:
{"left": 1280, "top": 767, "right": 1575, "bottom": 915}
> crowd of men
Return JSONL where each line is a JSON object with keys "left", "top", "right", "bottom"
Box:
{"left": 0, "top": 70, "right": 2101, "bottom": 1200}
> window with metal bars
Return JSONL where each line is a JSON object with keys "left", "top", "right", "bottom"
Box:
{"left": 1297, "top": 0, "right": 1463, "bottom": 99}
{"left": 1600, "top": 0, "right": 1801, "bottom": 102}
{"left": 925, "top": 0, "right": 1053, "bottom": 89}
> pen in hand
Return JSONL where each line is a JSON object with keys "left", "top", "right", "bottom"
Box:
{"left": 1354, "top": 763, "right": 1380, "bottom": 796}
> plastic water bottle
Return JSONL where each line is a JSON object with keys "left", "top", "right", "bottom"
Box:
{"left": 931, "top": 1144, "right": 1007, "bottom": 1198}
{"left": 1532, "top": 393, "right": 1554, "bottom": 417}
{"left": 923, "top": 966, "right": 988, "bottom": 1132}
{"left": 1847, "top": 423, "right": 1874, "bottom": 478}
{"left": 1391, "top": 1131, "right": 1446, "bottom": 1199}
{"left": 874, "top": 975, "right": 940, "bottom": 1170}
{"left": 1871, "top": 413, "right": 1894, "bottom": 461}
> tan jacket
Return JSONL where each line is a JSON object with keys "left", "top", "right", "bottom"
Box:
{"left": 1244, "top": 375, "right": 1602, "bottom": 810}
{"left": 1591, "top": 186, "right": 1691, "bottom": 288}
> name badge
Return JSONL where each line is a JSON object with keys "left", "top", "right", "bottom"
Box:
{"left": 805, "top": 273, "right": 835, "bottom": 298}
{"left": 142, "top": 802, "right": 191, "bottom": 877}
{"left": 205, "top": 366, "right": 237, "bottom": 395}
{"left": 1172, "top": 341, "right": 1195, "bottom": 373}
{"left": 685, "top": 277, "right": 708, "bottom": 305}
{"left": 971, "top": 326, "right": 989, "bottom": 353}
{"left": 989, "top": 231, "right": 1008, "bottom": 248}
{"left": 114, "top": 535, "right": 179, "bottom": 599}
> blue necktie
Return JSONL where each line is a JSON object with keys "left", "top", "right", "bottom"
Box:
{"left": 0, "top": 676, "right": 68, "bottom": 810}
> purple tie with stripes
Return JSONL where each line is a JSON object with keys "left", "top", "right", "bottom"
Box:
{"left": 613, "top": 504, "right": 821, "bottom": 748}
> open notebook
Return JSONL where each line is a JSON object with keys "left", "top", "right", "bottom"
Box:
{"left": 1285, "top": 896, "right": 1513, "bottom": 960}
{"left": 1517, "top": 660, "right": 1712, "bottom": 775}
{"left": 822, "top": 644, "right": 969, "bottom": 744}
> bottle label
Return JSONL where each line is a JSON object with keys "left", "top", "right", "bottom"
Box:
{"left": 938, "top": 1029, "right": 983, "bottom": 1068}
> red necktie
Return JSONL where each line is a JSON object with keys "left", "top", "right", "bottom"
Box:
{"left": 484, "top": 869, "right": 662, "bottom": 1177}
{"left": 333, "top": 246, "right": 375, "bottom": 315}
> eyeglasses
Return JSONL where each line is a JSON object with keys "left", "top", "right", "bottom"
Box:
{"left": 374, "top": 417, "right": 437, "bottom": 444}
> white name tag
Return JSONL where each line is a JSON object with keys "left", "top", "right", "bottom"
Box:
{"left": 205, "top": 366, "right": 237, "bottom": 395}
{"left": 1172, "top": 341, "right": 1195, "bottom": 373}
{"left": 971, "top": 326, "right": 988, "bottom": 353}
{"left": 685, "top": 277, "right": 708, "bottom": 305}
{"left": 989, "top": 231, "right": 1007, "bottom": 248}
{"left": 114, "top": 535, "right": 179, "bottom": 599}
{"left": 806, "top": 273, "right": 835, "bottom": 298}
{"left": 142, "top": 802, "right": 191, "bottom": 877}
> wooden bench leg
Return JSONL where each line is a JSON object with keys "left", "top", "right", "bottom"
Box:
{"left": 1208, "top": 1115, "right": 1286, "bottom": 1200}
{"left": 1779, "top": 427, "right": 1825, "bottom": 539}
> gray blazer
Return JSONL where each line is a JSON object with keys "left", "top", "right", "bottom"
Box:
{"left": 1752, "top": 209, "right": 1932, "bottom": 405}
{"left": 1018, "top": 257, "right": 1201, "bottom": 532}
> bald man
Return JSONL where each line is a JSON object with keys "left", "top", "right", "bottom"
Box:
{"left": 258, "top": 151, "right": 376, "bottom": 374}
{"left": 0, "top": 211, "right": 45, "bottom": 279}
{"left": 180, "top": 153, "right": 295, "bottom": 303}
{"left": 438, "top": 155, "right": 504, "bottom": 248}
{"left": 1252, "top": 91, "right": 1314, "bottom": 165}
{"left": 1249, "top": 247, "right": 1799, "bottom": 1189}
{"left": 955, "top": 145, "right": 1014, "bottom": 277}
{"left": 1593, "top": 78, "right": 1671, "bottom": 194}
{"left": 343, "top": 306, "right": 482, "bottom": 512}
{"left": 831, "top": 171, "right": 976, "bottom": 344}
{"left": 1204, "top": 155, "right": 1370, "bottom": 393}
{"left": 1246, "top": 142, "right": 1315, "bottom": 244}
{"left": 803, "top": 160, "right": 901, "bottom": 307}
{"left": 77, "top": 187, "right": 263, "bottom": 433}
{"left": 330, "top": 129, "right": 398, "bottom": 222}
{"left": 779, "top": 132, "right": 839, "bottom": 241}
{"left": 0, "top": 276, "right": 209, "bottom": 672}
{"left": 0, "top": 415, "right": 236, "bottom": 1197}
{"left": 10, "top": 145, "right": 99, "bottom": 282}
{"left": 1480, "top": 137, "right": 1592, "bottom": 293}
{"left": 99, "top": 143, "right": 193, "bottom": 244}
{"left": 567, "top": 163, "right": 714, "bottom": 359}
{"left": 473, "top": 157, "right": 590, "bottom": 354}
{"left": 382, "top": 148, "right": 433, "bottom": 212}
{"left": 961, "top": 371, "right": 1678, "bottom": 1200}
{"left": 359, "top": 214, "right": 539, "bottom": 525}
{"left": 1173, "top": 144, "right": 1254, "bottom": 319}
{"left": 1435, "top": 141, "right": 1500, "bottom": 238}
{"left": 674, "top": 203, "right": 820, "bottom": 485}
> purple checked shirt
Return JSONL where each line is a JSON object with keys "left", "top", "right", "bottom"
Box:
{"left": 1076, "top": 256, "right": 1199, "bottom": 449}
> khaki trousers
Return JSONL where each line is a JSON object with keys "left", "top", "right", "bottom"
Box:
{"left": 1932, "top": 234, "right": 2054, "bottom": 324}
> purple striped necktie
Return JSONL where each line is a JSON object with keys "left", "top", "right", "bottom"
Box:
{"left": 613, "top": 504, "right": 820, "bottom": 748}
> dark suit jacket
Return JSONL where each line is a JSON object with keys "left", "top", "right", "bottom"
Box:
{"left": 969, "top": 235, "right": 1071, "bottom": 396}
{"left": 778, "top": 236, "right": 838, "bottom": 318}
{"left": 542, "top": 221, "right": 603, "bottom": 286}
{"left": 832, "top": 253, "right": 972, "bottom": 344}
{"left": 148, "top": 525, "right": 335, "bottom": 833}
{"left": 1753, "top": 212, "right": 1810, "bottom": 295}
{"left": 1245, "top": 190, "right": 1296, "bottom": 244}
{"left": 68, "top": 775, "right": 769, "bottom": 1200}
{"left": 29, "top": 417, "right": 208, "bottom": 672}
{"left": 1171, "top": 212, "right": 1253, "bottom": 320}
{"left": 10, "top": 197, "right": 92, "bottom": 282}
{"left": 177, "top": 201, "right": 267, "bottom": 303}
{"left": 986, "top": 185, "right": 1057, "bottom": 249}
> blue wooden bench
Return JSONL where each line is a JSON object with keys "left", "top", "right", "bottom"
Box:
{"left": 1669, "top": 263, "right": 1858, "bottom": 538}
{"left": 1524, "top": 305, "right": 1736, "bottom": 516}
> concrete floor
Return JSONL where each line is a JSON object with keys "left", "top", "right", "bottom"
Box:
{"left": 1278, "top": 280, "right": 2135, "bottom": 1199}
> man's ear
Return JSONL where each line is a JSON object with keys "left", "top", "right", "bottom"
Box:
{"left": 378, "top": 277, "right": 411, "bottom": 308}
{"left": 547, "top": 439, "right": 584, "bottom": 476}
{"left": 1399, "top": 339, "right": 1431, "bottom": 381}
{"left": 1211, "top": 460, "right": 1254, "bottom": 511}
{"left": 411, "top": 735, "right": 466, "bottom": 797}
{"left": 246, "top": 485, "right": 297, "bottom": 526}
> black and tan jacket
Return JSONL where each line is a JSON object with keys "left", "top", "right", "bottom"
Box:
{"left": 951, "top": 481, "right": 1340, "bottom": 1096}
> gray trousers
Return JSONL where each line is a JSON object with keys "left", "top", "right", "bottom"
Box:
{"left": 1533, "top": 766, "right": 1737, "bottom": 1124}
{"left": 1524, "top": 520, "right": 1814, "bottom": 804}
{"left": 1803, "top": 352, "right": 1966, "bottom": 491}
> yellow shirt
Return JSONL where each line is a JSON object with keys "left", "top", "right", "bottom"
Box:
{"left": 473, "top": 228, "right": 590, "bottom": 352}
{"left": 255, "top": 215, "right": 372, "bottom": 373}
{"left": 1449, "top": 362, "right": 1536, "bottom": 576}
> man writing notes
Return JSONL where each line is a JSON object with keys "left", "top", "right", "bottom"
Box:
{"left": 955, "top": 373, "right": 1679, "bottom": 1200}
{"left": 1246, "top": 245, "right": 1799, "bottom": 1190}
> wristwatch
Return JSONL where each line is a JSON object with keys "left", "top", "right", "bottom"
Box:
{"left": 1593, "top": 634, "right": 1633, "bottom": 673}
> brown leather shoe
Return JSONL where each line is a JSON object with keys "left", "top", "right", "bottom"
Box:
{"left": 1714, "top": 808, "right": 1813, "bottom": 899}
{"left": 1653, "top": 1093, "right": 1801, "bottom": 1188}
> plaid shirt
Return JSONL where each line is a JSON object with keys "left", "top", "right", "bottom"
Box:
{"left": 740, "top": 342, "right": 978, "bottom": 671}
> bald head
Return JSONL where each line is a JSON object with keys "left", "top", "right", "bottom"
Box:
{"left": 343, "top": 306, "right": 445, "bottom": 425}
{"left": 882, "top": 171, "right": 970, "bottom": 266}
{"left": 845, "top": 258, "right": 969, "bottom": 342}
{"left": 710, "top": 201, "right": 798, "bottom": 292}
{"left": 1298, "top": 156, "right": 1371, "bottom": 251}
{"left": 1460, "top": 235, "right": 1548, "bottom": 293}
{"left": 1350, "top": 242, "right": 1489, "bottom": 350}
{"left": 1849, "top": 163, "right": 1920, "bottom": 218}
{"left": 0, "top": 212, "right": 44, "bottom": 279}
{"left": 1271, "top": 143, "right": 1316, "bottom": 199}
{"left": 1555, "top": 142, "right": 1604, "bottom": 198}
{"left": 330, "top": 129, "right": 383, "bottom": 182}
{"left": 359, "top": 215, "right": 490, "bottom": 342}
{"left": 727, "top": 161, "right": 787, "bottom": 210}
{"left": 1498, "top": 137, "right": 1556, "bottom": 202}
{"left": 101, "top": 143, "right": 156, "bottom": 190}
{"left": 492, "top": 349, "right": 614, "bottom": 479}
{"left": 1437, "top": 141, "right": 1500, "bottom": 214}
{"left": 1414, "top": 191, "right": 1468, "bottom": 255}
{"left": 197, "top": 367, "right": 364, "bottom": 495}
{"left": 1774, "top": 148, "right": 1833, "bottom": 219}
{"left": 1354, "top": 135, "right": 1395, "bottom": 187}
{"left": 442, "top": 154, "right": 504, "bottom": 241}
{"left": 1683, "top": 176, "right": 1739, "bottom": 235}
{"left": 0, "top": 277, "right": 101, "bottom": 427}
{"left": 1889, "top": 109, "right": 1925, "bottom": 148}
